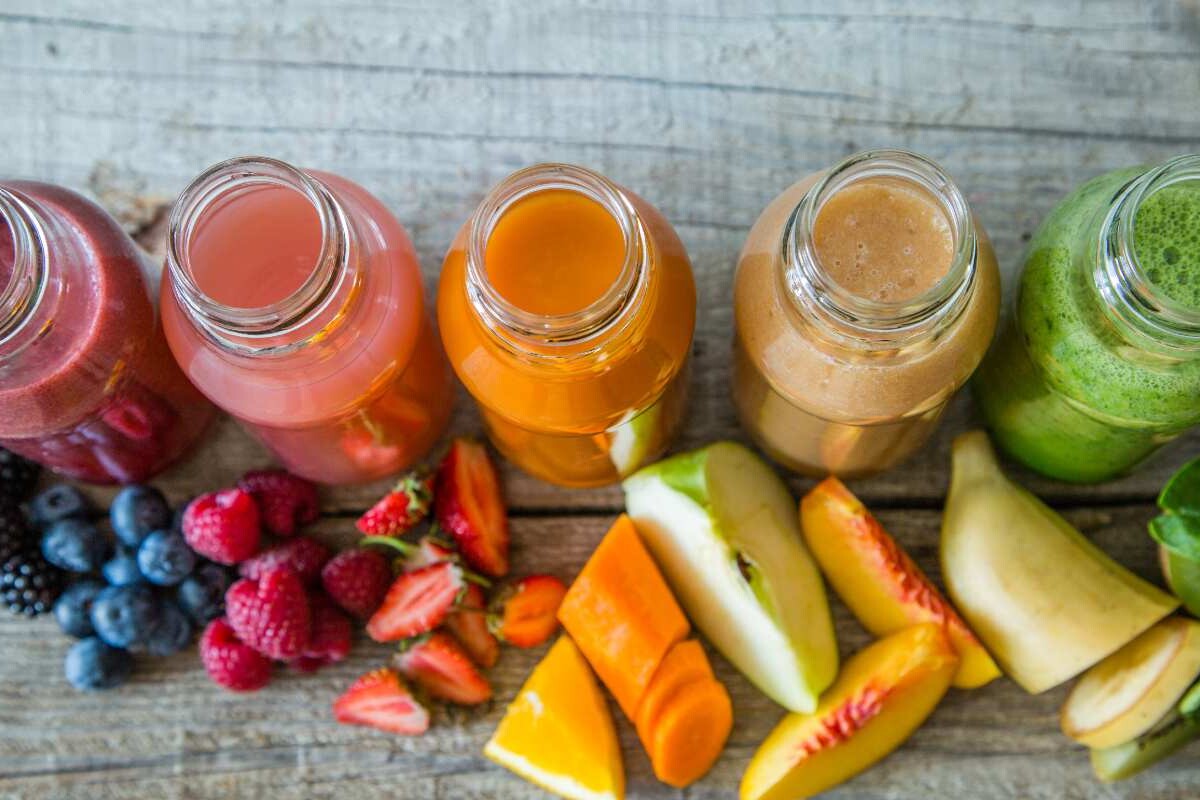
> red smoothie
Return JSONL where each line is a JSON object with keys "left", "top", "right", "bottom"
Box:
{"left": 0, "top": 181, "right": 214, "bottom": 483}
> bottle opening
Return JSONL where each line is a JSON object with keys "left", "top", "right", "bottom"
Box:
{"left": 167, "top": 156, "right": 347, "bottom": 338}
{"left": 466, "top": 163, "right": 644, "bottom": 345}
{"left": 0, "top": 188, "right": 47, "bottom": 348}
{"left": 787, "top": 149, "right": 977, "bottom": 336}
{"left": 1099, "top": 154, "right": 1200, "bottom": 350}
{"left": 484, "top": 188, "right": 626, "bottom": 316}
{"left": 1132, "top": 176, "right": 1200, "bottom": 312}
{"left": 812, "top": 176, "right": 955, "bottom": 305}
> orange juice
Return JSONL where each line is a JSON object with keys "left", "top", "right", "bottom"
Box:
{"left": 439, "top": 164, "right": 695, "bottom": 487}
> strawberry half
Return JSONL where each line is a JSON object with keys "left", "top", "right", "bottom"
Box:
{"left": 434, "top": 439, "right": 509, "bottom": 577}
{"left": 490, "top": 575, "right": 567, "bottom": 648}
{"left": 403, "top": 534, "right": 457, "bottom": 572}
{"left": 395, "top": 632, "right": 492, "bottom": 706}
{"left": 366, "top": 561, "right": 465, "bottom": 642}
{"left": 333, "top": 668, "right": 429, "bottom": 736}
{"left": 356, "top": 472, "right": 433, "bottom": 538}
{"left": 445, "top": 583, "right": 499, "bottom": 669}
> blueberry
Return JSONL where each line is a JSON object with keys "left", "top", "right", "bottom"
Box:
{"left": 30, "top": 484, "right": 92, "bottom": 527}
{"left": 143, "top": 600, "right": 192, "bottom": 656}
{"left": 101, "top": 549, "right": 145, "bottom": 587}
{"left": 64, "top": 637, "right": 132, "bottom": 691}
{"left": 176, "top": 562, "right": 232, "bottom": 625}
{"left": 53, "top": 580, "right": 104, "bottom": 638}
{"left": 136, "top": 530, "right": 196, "bottom": 586}
{"left": 89, "top": 584, "right": 159, "bottom": 649}
{"left": 41, "top": 518, "right": 110, "bottom": 573}
{"left": 109, "top": 486, "right": 171, "bottom": 548}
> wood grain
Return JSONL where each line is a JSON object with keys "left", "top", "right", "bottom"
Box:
{"left": 1, "top": 0, "right": 1199, "bottom": 797}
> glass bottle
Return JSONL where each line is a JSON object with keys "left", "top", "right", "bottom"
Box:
{"left": 161, "top": 157, "right": 452, "bottom": 485}
{"left": 974, "top": 155, "right": 1200, "bottom": 482}
{"left": 0, "top": 180, "right": 214, "bottom": 483}
{"left": 438, "top": 164, "right": 696, "bottom": 487}
{"left": 733, "top": 150, "right": 1001, "bottom": 478}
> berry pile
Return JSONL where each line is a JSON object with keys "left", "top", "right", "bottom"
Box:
{"left": 37, "top": 481, "right": 236, "bottom": 691}
{"left": 190, "top": 470, "right": 354, "bottom": 691}
{"left": 333, "top": 439, "right": 567, "bottom": 737}
{"left": 0, "top": 449, "right": 65, "bottom": 618}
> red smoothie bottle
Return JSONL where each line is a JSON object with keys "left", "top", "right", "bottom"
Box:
{"left": 0, "top": 181, "right": 215, "bottom": 484}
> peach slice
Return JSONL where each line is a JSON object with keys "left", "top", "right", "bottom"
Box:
{"left": 800, "top": 477, "right": 1000, "bottom": 689}
{"left": 740, "top": 624, "right": 958, "bottom": 800}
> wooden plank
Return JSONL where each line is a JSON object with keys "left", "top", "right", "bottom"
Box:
{"left": 1, "top": 508, "right": 1195, "bottom": 799}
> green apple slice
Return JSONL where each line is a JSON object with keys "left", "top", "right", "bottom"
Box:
{"left": 607, "top": 402, "right": 662, "bottom": 478}
{"left": 1091, "top": 709, "right": 1200, "bottom": 782}
{"left": 623, "top": 441, "right": 838, "bottom": 713}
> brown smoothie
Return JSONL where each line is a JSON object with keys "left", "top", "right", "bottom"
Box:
{"left": 732, "top": 163, "right": 1000, "bottom": 478}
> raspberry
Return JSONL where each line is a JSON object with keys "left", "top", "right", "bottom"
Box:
{"left": 182, "top": 489, "right": 261, "bottom": 565}
{"left": 237, "top": 470, "right": 319, "bottom": 537}
{"left": 321, "top": 548, "right": 393, "bottom": 620}
{"left": 200, "top": 618, "right": 272, "bottom": 692}
{"left": 290, "top": 592, "right": 351, "bottom": 672}
{"left": 238, "top": 537, "right": 332, "bottom": 584}
{"left": 225, "top": 567, "right": 311, "bottom": 660}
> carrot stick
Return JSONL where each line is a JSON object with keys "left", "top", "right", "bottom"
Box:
{"left": 558, "top": 514, "right": 690, "bottom": 719}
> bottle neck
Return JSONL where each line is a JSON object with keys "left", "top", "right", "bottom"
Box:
{"left": 464, "top": 163, "right": 649, "bottom": 364}
{"left": 780, "top": 149, "right": 978, "bottom": 351}
{"left": 166, "top": 156, "right": 356, "bottom": 357}
{"left": 0, "top": 187, "right": 51, "bottom": 362}
{"left": 1093, "top": 154, "right": 1200, "bottom": 357}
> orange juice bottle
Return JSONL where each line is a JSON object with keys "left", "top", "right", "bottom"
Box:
{"left": 438, "top": 164, "right": 695, "bottom": 487}
{"left": 161, "top": 156, "right": 453, "bottom": 484}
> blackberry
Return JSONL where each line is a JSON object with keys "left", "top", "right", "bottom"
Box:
{"left": 0, "top": 448, "right": 39, "bottom": 504}
{"left": 0, "top": 502, "right": 34, "bottom": 563}
{"left": 1, "top": 545, "right": 65, "bottom": 616}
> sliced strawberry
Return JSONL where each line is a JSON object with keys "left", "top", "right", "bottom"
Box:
{"left": 434, "top": 439, "right": 509, "bottom": 577}
{"left": 394, "top": 632, "right": 492, "bottom": 706}
{"left": 366, "top": 561, "right": 465, "bottom": 642}
{"left": 490, "top": 575, "right": 567, "bottom": 648}
{"left": 356, "top": 472, "right": 433, "bottom": 538}
{"left": 404, "top": 534, "right": 457, "bottom": 572}
{"left": 332, "top": 668, "right": 429, "bottom": 736}
{"left": 445, "top": 583, "right": 499, "bottom": 669}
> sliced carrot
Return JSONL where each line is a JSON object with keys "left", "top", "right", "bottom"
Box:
{"left": 635, "top": 639, "right": 713, "bottom": 744}
{"left": 649, "top": 677, "right": 733, "bottom": 788}
{"left": 558, "top": 514, "right": 690, "bottom": 719}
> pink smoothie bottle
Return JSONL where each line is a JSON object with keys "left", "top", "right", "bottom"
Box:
{"left": 160, "top": 156, "right": 453, "bottom": 485}
{"left": 0, "top": 181, "right": 215, "bottom": 483}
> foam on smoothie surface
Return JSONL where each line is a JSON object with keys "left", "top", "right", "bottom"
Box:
{"left": 1134, "top": 180, "right": 1200, "bottom": 310}
{"left": 812, "top": 177, "right": 954, "bottom": 304}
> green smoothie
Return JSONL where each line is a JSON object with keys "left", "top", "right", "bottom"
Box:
{"left": 974, "top": 163, "right": 1200, "bottom": 482}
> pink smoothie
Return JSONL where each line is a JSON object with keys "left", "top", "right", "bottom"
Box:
{"left": 0, "top": 181, "right": 214, "bottom": 483}
{"left": 161, "top": 169, "right": 452, "bottom": 484}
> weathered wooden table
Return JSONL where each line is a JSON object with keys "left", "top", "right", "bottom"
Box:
{"left": 3, "top": 1, "right": 1200, "bottom": 797}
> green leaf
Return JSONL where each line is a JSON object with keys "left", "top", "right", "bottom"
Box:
{"left": 1149, "top": 513, "right": 1200, "bottom": 561}
{"left": 1158, "top": 457, "right": 1200, "bottom": 514}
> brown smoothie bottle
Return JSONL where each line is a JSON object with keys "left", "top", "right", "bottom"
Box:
{"left": 732, "top": 150, "right": 1000, "bottom": 478}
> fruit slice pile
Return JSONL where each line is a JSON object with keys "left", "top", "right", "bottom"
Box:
{"left": 485, "top": 637, "right": 624, "bottom": 800}
{"left": 332, "top": 439, "right": 567, "bottom": 737}
{"left": 557, "top": 514, "right": 732, "bottom": 788}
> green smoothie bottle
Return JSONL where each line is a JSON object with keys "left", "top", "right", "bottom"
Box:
{"left": 974, "top": 155, "right": 1200, "bottom": 483}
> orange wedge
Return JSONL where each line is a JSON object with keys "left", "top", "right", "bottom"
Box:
{"left": 485, "top": 636, "right": 624, "bottom": 800}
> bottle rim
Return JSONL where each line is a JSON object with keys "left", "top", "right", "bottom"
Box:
{"left": 1097, "top": 153, "right": 1200, "bottom": 353}
{"left": 165, "top": 155, "right": 351, "bottom": 353}
{"left": 0, "top": 187, "right": 49, "bottom": 352}
{"left": 783, "top": 148, "right": 978, "bottom": 347}
{"left": 464, "top": 163, "right": 647, "bottom": 355}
